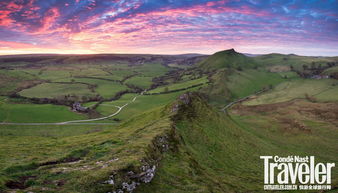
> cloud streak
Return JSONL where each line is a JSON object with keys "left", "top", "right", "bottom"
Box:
{"left": 0, "top": 0, "right": 337, "bottom": 55}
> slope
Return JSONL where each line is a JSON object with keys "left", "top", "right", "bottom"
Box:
{"left": 138, "top": 92, "right": 338, "bottom": 192}
{"left": 198, "top": 49, "right": 258, "bottom": 72}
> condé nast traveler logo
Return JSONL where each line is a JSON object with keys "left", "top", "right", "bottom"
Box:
{"left": 260, "top": 156, "right": 335, "bottom": 191}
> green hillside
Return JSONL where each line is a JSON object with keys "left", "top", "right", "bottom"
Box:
{"left": 198, "top": 49, "right": 257, "bottom": 71}
{"left": 254, "top": 53, "right": 338, "bottom": 71}
{"left": 138, "top": 93, "right": 338, "bottom": 192}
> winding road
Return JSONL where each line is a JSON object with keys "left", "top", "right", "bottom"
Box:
{"left": 0, "top": 90, "right": 146, "bottom": 126}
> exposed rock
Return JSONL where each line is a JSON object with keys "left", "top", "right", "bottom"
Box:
{"left": 112, "top": 190, "right": 124, "bottom": 193}
{"left": 171, "top": 103, "right": 179, "bottom": 112}
{"left": 122, "top": 181, "right": 137, "bottom": 192}
{"left": 106, "top": 110, "right": 176, "bottom": 192}
{"left": 179, "top": 93, "right": 190, "bottom": 104}
{"left": 104, "top": 175, "right": 115, "bottom": 185}
{"left": 157, "top": 136, "right": 169, "bottom": 152}
{"left": 172, "top": 92, "right": 192, "bottom": 112}
{"left": 139, "top": 165, "right": 156, "bottom": 183}
{"left": 72, "top": 102, "right": 88, "bottom": 112}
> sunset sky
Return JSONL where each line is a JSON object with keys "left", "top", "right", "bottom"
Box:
{"left": 0, "top": 0, "right": 337, "bottom": 56}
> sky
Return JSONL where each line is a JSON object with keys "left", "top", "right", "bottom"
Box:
{"left": 0, "top": 0, "right": 337, "bottom": 56}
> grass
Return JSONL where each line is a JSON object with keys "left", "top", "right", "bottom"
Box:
{"left": 277, "top": 71, "right": 299, "bottom": 79}
{"left": 124, "top": 76, "right": 153, "bottom": 89}
{"left": 72, "top": 77, "right": 128, "bottom": 99}
{"left": 199, "top": 49, "right": 258, "bottom": 71}
{"left": 148, "top": 77, "right": 208, "bottom": 94}
{"left": 0, "top": 99, "right": 86, "bottom": 123}
{"left": 113, "top": 86, "right": 202, "bottom": 121}
{"left": 96, "top": 93, "right": 137, "bottom": 116}
{"left": 245, "top": 79, "right": 338, "bottom": 105}
{"left": 254, "top": 53, "right": 337, "bottom": 72}
{"left": 313, "top": 86, "right": 338, "bottom": 102}
{"left": 226, "top": 69, "right": 286, "bottom": 99}
{"left": 322, "top": 66, "right": 338, "bottom": 75}
{"left": 138, "top": 93, "right": 338, "bottom": 192}
{"left": 134, "top": 63, "right": 169, "bottom": 77}
{"left": 0, "top": 105, "right": 172, "bottom": 193}
{"left": 19, "top": 83, "right": 95, "bottom": 99}
{"left": 95, "top": 86, "right": 203, "bottom": 122}
{"left": 0, "top": 70, "right": 39, "bottom": 95}
{"left": 200, "top": 69, "right": 287, "bottom": 106}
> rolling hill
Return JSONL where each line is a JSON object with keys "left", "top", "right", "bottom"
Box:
{"left": 198, "top": 49, "right": 258, "bottom": 71}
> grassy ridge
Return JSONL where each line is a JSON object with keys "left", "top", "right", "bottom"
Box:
{"left": 0, "top": 105, "right": 173, "bottom": 192}
{"left": 138, "top": 93, "right": 338, "bottom": 192}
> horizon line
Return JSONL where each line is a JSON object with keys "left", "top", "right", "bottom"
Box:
{"left": 0, "top": 51, "right": 337, "bottom": 57}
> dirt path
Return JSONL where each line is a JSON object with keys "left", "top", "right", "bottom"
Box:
{"left": 0, "top": 90, "right": 146, "bottom": 125}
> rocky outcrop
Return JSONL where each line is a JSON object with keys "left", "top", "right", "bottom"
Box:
{"left": 106, "top": 130, "right": 175, "bottom": 193}
{"left": 105, "top": 92, "right": 196, "bottom": 193}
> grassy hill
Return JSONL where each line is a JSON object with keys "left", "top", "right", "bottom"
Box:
{"left": 0, "top": 105, "right": 174, "bottom": 193}
{"left": 198, "top": 49, "right": 258, "bottom": 72}
{"left": 138, "top": 93, "right": 338, "bottom": 192}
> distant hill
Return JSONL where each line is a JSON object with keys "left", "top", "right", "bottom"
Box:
{"left": 243, "top": 53, "right": 261, "bottom": 57}
{"left": 198, "top": 49, "right": 258, "bottom": 71}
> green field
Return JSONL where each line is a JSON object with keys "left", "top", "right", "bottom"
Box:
{"left": 148, "top": 76, "right": 208, "bottom": 94}
{"left": 96, "top": 86, "right": 203, "bottom": 121}
{"left": 0, "top": 70, "right": 39, "bottom": 95}
{"left": 226, "top": 69, "right": 286, "bottom": 98}
{"left": 72, "top": 78, "right": 128, "bottom": 99}
{"left": 124, "top": 76, "right": 153, "bottom": 89}
{"left": 254, "top": 53, "right": 337, "bottom": 71}
{"left": 19, "top": 83, "right": 95, "bottom": 99}
{"left": 244, "top": 79, "right": 338, "bottom": 105}
{"left": 0, "top": 98, "right": 86, "bottom": 123}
